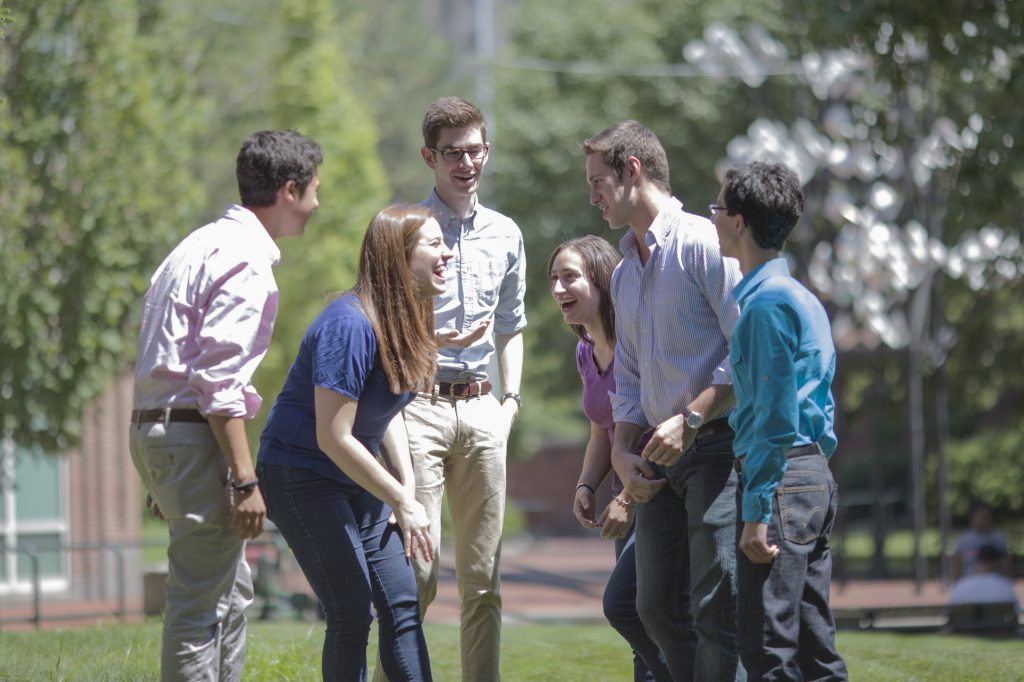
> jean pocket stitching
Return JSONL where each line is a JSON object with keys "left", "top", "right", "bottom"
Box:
{"left": 778, "top": 485, "right": 827, "bottom": 544}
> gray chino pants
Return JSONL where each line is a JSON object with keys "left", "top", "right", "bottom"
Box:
{"left": 129, "top": 420, "right": 253, "bottom": 682}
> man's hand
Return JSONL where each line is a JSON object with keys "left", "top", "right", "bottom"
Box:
{"left": 617, "top": 451, "right": 667, "bottom": 503}
{"left": 436, "top": 319, "right": 491, "bottom": 348}
{"left": 641, "top": 413, "right": 697, "bottom": 466}
{"left": 739, "top": 521, "right": 779, "bottom": 564}
{"left": 229, "top": 486, "right": 267, "bottom": 540}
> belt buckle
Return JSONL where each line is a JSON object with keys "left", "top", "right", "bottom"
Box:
{"left": 448, "top": 381, "right": 469, "bottom": 398}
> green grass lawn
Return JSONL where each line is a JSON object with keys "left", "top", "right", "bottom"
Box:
{"left": 1, "top": 620, "right": 1021, "bottom": 681}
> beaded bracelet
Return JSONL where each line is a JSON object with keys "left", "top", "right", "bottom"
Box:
{"left": 612, "top": 496, "right": 636, "bottom": 510}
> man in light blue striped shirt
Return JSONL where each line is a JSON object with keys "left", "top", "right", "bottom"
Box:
{"left": 714, "top": 162, "right": 847, "bottom": 679}
{"left": 584, "top": 121, "right": 745, "bottom": 681}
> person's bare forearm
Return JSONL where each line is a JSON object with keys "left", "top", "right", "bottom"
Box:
{"left": 378, "top": 412, "right": 415, "bottom": 495}
{"left": 495, "top": 331, "right": 523, "bottom": 394}
{"left": 207, "top": 415, "right": 256, "bottom": 482}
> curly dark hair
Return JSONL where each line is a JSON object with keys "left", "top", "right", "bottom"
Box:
{"left": 721, "top": 162, "right": 804, "bottom": 250}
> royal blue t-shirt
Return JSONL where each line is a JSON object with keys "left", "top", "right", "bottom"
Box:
{"left": 258, "top": 293, "right": 414, "bottom": 484}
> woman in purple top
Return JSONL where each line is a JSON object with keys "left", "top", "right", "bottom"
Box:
{"left": 547, "top": 236, "right": 671, "bottom": 682}
{"left": 257, "top": 205, "right": 451, "bottom": 681}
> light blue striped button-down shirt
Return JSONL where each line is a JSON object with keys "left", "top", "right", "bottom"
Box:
{"left": 610, "top": 197, "right": 742, "bottom": 428}
{"left": 423, "top": 191, "right": 527, "bottom": 382}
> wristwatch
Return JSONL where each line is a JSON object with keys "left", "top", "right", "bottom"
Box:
{"left": 681, "top": 407, "right": 704, "bottom": 430}
{"left": 501, "top": 392, "right": 522, "bottom": 409}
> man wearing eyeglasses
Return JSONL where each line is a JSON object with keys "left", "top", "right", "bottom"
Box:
{"left": 713, "top": 162, "right": 848, "bottom": 680}
{"left": 583, "top": 120, "right": 744, "bottom": 681}
{"left": 387, "top": 96, "right": 526, "bottom": 682}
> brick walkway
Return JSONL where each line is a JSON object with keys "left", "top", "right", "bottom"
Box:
{"left": 425, "top": 536, "right": 1024, "bottom": 625}
{"left": 4, "top": 536, "right": 1021, "bottom": 631}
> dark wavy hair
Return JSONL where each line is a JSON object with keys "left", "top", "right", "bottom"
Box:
{"left": 546, "top": 235, "right": 620, "bottom": 346}
{"left": 582, "top": 120, "right": 671, "bottom": 194}
{"left": 352, "top": 204, "right": 438, "bottom": 393}
{"left": 236, "top": 130, "right": 323, "bottom": 208}
{"left": 721, "top": 162, "right": 804, "bottom": 250}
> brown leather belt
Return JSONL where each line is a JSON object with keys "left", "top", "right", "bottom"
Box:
{"left": 437, "top": 380, "right": 492, "bottom": 399}
{"left": 131, "top": 408, "right": 207, "bottom": 424}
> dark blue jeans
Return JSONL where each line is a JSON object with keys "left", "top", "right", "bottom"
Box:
{"left": 736, "top": 451, "right": 848, "bottom": 681}
{"left": 605, "top": 531, "right": 673, "bottom": 682}
{"left": 635, "top": 429, "right": 744, "bottom": 682}
{"left": 257, "top": 463, "right": 431, "bottom": 682}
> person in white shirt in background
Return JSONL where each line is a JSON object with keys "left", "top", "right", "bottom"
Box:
{"left": 129, "top": 130, "right": 322, "bottom": 682}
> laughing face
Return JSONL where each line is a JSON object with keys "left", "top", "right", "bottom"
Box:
{"left": 409, "top": 218, "right": 453, "bottom": 298}
{"left": 422, "top": 125, "right": 488, "bottom": 205}
{"left": 549, "top": 248, "right": 601, "bottom": 329}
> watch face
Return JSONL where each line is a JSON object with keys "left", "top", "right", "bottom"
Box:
{"left": 686, "top": 413, "right": 704, "bottom": 429}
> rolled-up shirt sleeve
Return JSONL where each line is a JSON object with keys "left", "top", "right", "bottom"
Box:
{"left": 190, "top": 261, "right": 279, "bottom": 418}
{"left": 494, "top": 230, "right": 528, "bottom": 335}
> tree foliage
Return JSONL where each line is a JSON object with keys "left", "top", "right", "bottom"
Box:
{"left": 488, "top": 0, "right": 1024, "bottom": 517}
{"left": 0, "top": 0, "right": 390, "bottom": 454}
{"left": 0, "top": 1, "right": 207, "bottom": 450}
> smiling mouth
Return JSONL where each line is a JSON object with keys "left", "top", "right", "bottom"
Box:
{"left": 559, "top": 300, "right": 577, "bottom": 312}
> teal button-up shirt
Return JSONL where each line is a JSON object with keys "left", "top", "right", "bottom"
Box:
{"left": 728, "top": 258, "right": 837, "bottom": 524}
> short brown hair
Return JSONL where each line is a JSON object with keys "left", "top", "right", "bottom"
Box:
{"left": 353, "top": 204, "right": 438, "bottom": 393}
{"left": 422, "top": 96, "right": 488, "bottom": 149}
{"left": 582, "top": 121, "right": 671, "bottom": 194}
{"left": 546, "top": 235, "right": 620, "bottom": 346}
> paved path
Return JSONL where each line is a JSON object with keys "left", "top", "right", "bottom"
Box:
{"left": 425, "top": 536, "right": 1024, "bottom": 625}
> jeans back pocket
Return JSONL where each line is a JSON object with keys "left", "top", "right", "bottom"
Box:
{"left": 777, "top": 485, "right": 827, "bottom": 544}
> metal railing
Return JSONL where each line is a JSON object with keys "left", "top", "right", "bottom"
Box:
{"left": 0, "top": 542, "right": 130, "bottom": 631}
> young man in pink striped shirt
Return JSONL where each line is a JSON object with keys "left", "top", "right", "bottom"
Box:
{"left": 129, "top": 130, "right": 321, "bottom": 682}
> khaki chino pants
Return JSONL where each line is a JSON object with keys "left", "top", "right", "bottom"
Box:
{"left": 405, "top": 391, "right": 508, "bottom": 682}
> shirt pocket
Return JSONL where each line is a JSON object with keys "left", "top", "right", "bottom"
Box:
{"left": 777, "top": 484, "right": 828, "bottom": 544}
{"left": 468, "top": 258, "right": 506, "bottom": 311}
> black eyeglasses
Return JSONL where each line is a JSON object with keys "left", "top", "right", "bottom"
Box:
{"left": 709, "top": 204, "right": 730, "bottom": 218}
{"left": 429, "top": 144, "right": 489, "bottom": 162}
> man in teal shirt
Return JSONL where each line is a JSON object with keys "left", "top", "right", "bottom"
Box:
{"left": 712, "top": 161, "right": 848, "bottom": 680}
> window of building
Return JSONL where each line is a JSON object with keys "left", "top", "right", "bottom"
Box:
{"left": 0, "top": 439, "right": 69, "bottom": 595}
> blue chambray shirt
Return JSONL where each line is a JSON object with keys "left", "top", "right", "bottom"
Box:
{"left": 423, "top": 191, "right": 527, "bottom": 381}
{"left": 610, "top": 197, "right": 741, "bottom": 428}
{"left": 728, "top": 258, "right": 838, "bottom": 524}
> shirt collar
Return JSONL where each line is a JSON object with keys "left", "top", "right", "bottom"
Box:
{"left": 224, "top": 204, "right": 281, "bottom": 265}
{"left": 733, "top": 257, "right": 790, "bottom": 305}
{"left": 426, "top": 189, "right": 477, "bottom": 228}
{"left": 618, "top": 196, "right": 683, "bottom": 256}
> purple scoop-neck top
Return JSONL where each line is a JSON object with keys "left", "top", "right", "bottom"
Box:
{"left": 576, "top": 339, "right": 623, "bottom": 494}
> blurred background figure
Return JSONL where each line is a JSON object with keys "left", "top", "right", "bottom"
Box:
{"left": 948, "top": 543, "right": 1019, "bottom": 610}
{"left": 952, "top": 500, "right": 1013, "bottom": 580}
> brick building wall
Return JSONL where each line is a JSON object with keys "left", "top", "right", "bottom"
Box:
{"left": 66, "top": 373, "right": 141, "bottom": 604}
{"left": 507, "top": 438, "right": 615, "bottom": 536}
